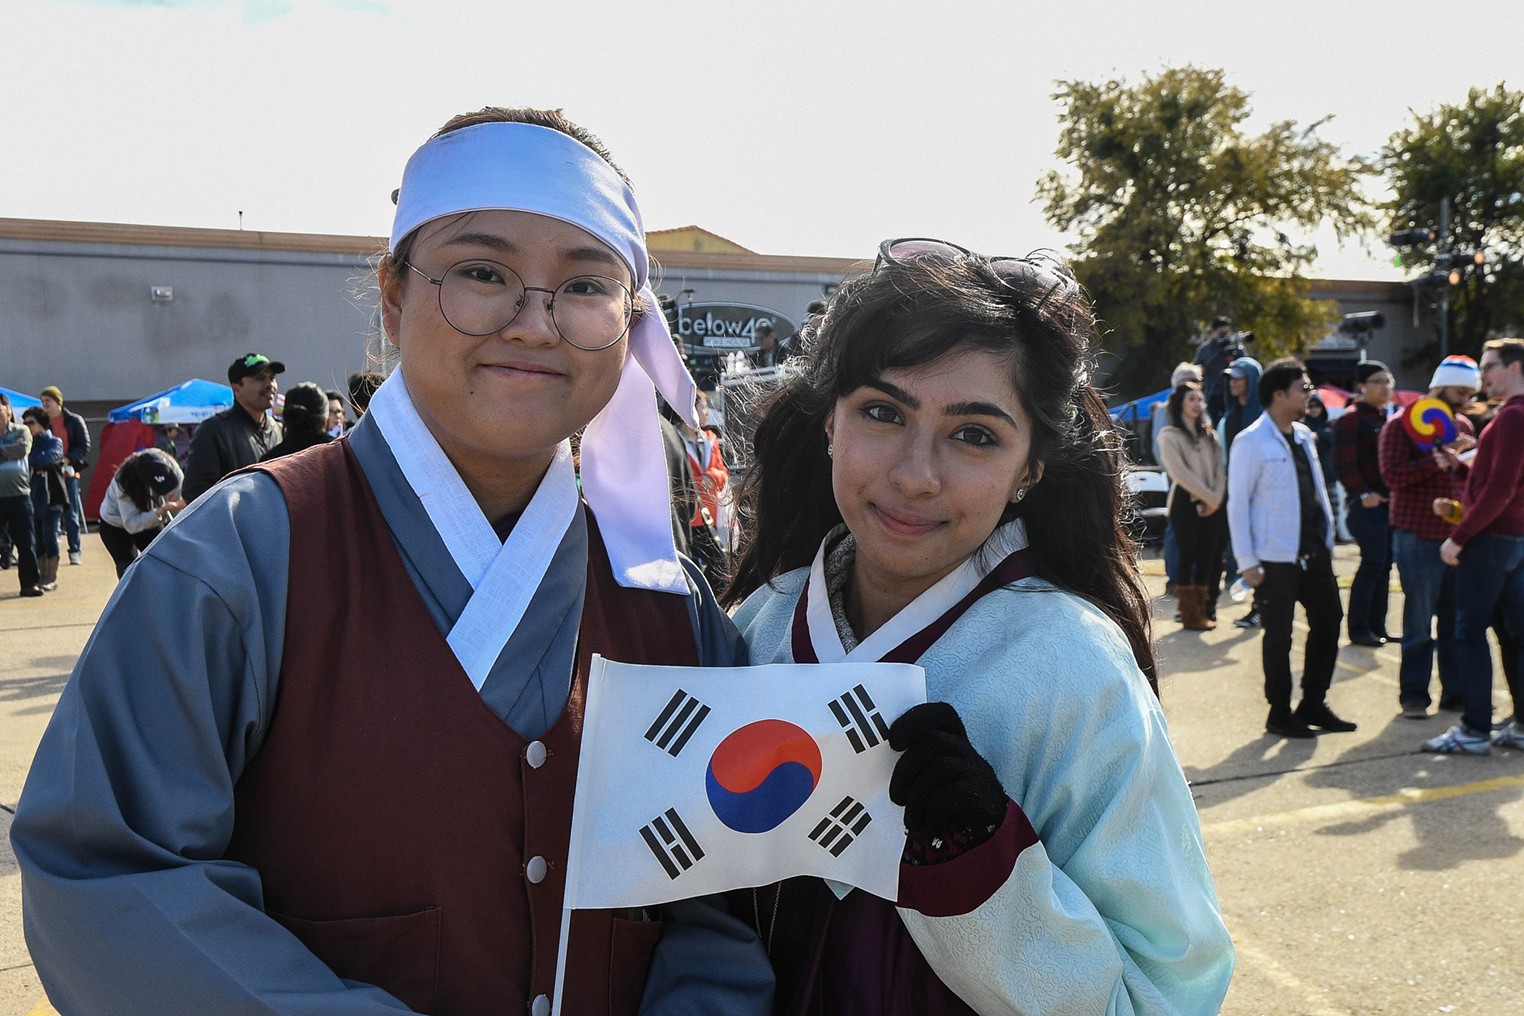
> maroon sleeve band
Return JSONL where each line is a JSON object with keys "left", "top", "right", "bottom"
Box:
{"left": 895, "top": 799, "right": 1037, "bottom": 918}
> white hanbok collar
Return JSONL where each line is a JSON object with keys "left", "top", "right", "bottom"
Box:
{"left": 798, "top": 520, "right": 1029, "bottom": 665}
{"left": 368, "top": 369, "right": 579, "bottom": 690}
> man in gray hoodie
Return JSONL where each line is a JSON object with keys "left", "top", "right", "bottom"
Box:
{"left": 1219, "top": 357, "right": 1263, "bottom": 627}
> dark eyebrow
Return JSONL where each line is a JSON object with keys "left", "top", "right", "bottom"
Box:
{"left": 945, "top": 401, "right": 1018, "bottom": 429}
{"left": 863, "top": 380, "right": 1019, "bottom": 429}
{"left": 864, "top": 379, "right": 917, "bottom": 408}
{"left": 442, "top": 232, "right": 626, "bottom": 271}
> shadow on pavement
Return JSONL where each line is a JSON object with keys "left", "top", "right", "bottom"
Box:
{"left": 1303, "top": 711, "right": 1524, "bottom": 870}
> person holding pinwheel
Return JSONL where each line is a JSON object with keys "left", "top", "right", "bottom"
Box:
{"left": 1378, "top": 355, "right": 1480, "bottom": 719}
{"left": 1428, "top": 339, "right": 1524, "bottom": 754}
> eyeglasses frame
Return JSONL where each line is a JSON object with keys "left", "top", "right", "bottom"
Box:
{"left": 403, "top": 258, "right": 633, "bottom": 352}
{"left": 873, "top": 237, "right": 1080, "bottom": 307}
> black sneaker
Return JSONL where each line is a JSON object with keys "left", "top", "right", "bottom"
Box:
{"left": 1234, "top": 611, "right": 1262, "bottom": 630}
{"left": 19, "top": 585, "right": 44, "bottom": 598}
{"left": 1294, "top": 702, "right": 1358, "bottom": 733}
{"left": 1266, "top": 713, "right": 1316, "bottom": 739}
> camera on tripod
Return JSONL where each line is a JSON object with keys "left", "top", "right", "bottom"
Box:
{"left": 1222, "top": 330, "right": 1254, "bottom": 361}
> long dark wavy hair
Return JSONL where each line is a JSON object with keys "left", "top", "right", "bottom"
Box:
{"left": 1166, "top": 382, "right": 1216, "bottom": 442}
{"left": 722, "top": 250, "right": 1157, "bottom": 691}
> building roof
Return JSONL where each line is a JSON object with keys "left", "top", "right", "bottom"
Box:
{"left": 0, "top": 216, "right": 863, "bottom": 275}
{"left": 0, "top": 217, "right": 1405, "bottom": 291}
{"left": 645, "top": 225, "right": 755, "bottom": 255}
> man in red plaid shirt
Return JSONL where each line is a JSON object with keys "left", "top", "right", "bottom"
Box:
{"left": 1378, "top": 356, "right": 1479, "bottom": 718}
{"left": 1333, "top": 361, "right": 1395, "bottom": 646}
{"left": 1426, "top": 339, "right": 1524, "bottom": 754}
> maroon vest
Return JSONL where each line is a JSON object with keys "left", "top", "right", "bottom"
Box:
{"left": 225, "top": 441, "right": 699, "bottom": 1015}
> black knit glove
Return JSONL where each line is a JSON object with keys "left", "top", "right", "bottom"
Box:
{"left": 888, "top": 702, "right": 1006, "bottom": 839}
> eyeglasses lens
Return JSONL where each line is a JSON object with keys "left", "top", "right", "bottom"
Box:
{"left": 879, "top": 238, "right": 1077, "bottom": 303}
{"left": 884, "top": 239, "right": 969, "bottom": 263}
{"left": 436, "top": 260, "right": 632, "bottom": 350}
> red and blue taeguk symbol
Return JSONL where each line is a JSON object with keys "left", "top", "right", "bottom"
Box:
{"left": 705, "top": 720, "right": 823, "bottom": 833}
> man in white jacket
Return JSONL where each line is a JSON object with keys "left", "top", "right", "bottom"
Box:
{"left": 1229, "top": 358, "right": 1358, "bottom": 739}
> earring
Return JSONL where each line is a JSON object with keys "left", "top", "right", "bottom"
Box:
{"left": 1012, "top": 486, "right": 1027, "bottom": 503}
{"left": 827, "top": 443, "right": 833, "bottom": 458}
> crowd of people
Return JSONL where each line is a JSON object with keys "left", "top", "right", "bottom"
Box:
{"left": 3, "top": 101, "right": 1519, "bottom": 1016}
{"left": 1152, "top": 339, "right": 1524, "bottom": 752}
{"left": 0, "top": 363, "right": 386, "bottom": 590}
{"left": 0, "top": 388, "right": 91, "bottom": 597}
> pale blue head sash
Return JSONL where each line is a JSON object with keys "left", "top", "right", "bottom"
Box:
{"left": 389, "top": 121, "right": 697, "bottom": 594}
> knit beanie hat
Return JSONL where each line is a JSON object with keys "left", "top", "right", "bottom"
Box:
{"left": 1429, "top": 355, "right": 1481, "bottom": 391}
{"left": 1355, "top": 360, "right": 1390, "bottom": 385}
{"left": 40, "top": 386, "right": 63, "bottom": 405}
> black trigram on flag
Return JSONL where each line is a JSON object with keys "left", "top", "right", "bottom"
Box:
{"left": 639, "top": 808, "right": 705, "bottom": 879}
{"left": 828, "top": 684, "right": 890, "bottom": 753}
{"left": 809, "top": 796, "right": 873, "bottom": 857}
{"left": 643, "top": 688, "right": 711, "bottom": 757}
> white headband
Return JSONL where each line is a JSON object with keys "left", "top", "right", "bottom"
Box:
{"left": 390, "top": 120, "right": 698, "bottom": 594}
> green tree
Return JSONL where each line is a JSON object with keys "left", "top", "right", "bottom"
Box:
{"left": 1383, "top": 83, "right": 1524, "bottom": 359}
{"left": 1037, "top": 67, "right": 1371, "bottom": 400}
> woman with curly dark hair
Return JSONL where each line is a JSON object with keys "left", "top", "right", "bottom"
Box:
{"left": 724, "top": 239, "right": 1232, "bottom": 1014}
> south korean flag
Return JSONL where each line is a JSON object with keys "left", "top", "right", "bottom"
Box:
{"left": 563, "top": 657, "right": 925, "bottom": 909}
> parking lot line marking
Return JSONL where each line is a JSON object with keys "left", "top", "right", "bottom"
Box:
{"left": 1231, "top": 940, "right": 1352, "bottom": 1016}
{"left": 1203, "top": 773, "right": 1524, "bottom": 838}
{"left": 27, "top": 1000, "right": 57, "bottom": 1016}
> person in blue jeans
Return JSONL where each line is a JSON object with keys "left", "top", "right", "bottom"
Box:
{"left": 21, "top": 407, "right": 66, "bottom": 591}
{"left": 39, "top": 387, "right": 89, "bottom": 565}
{"left": 0, "top": 393, "right": 42, "bottom": 597}
{"left": 1378, "top": 356, "right": 1481, "bottom": 717}
{"left": 1332, "top": 361, "right": 1395, "bottom": 646}
{"left": 1428, "top": 338, "right": 1524, "bottom": 754}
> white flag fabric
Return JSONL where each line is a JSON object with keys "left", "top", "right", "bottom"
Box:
{"left": 564, "top": 657, "right": 926, "bottom": 908}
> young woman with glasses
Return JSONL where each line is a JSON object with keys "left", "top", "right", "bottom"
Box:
{"left": 723, "top": 240, "right": 1233, "bottom": 1014}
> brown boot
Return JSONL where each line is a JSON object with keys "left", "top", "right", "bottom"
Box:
{"left": 39, "top": 555, "right": 59, "bottom": 592}
{"left": 1179, "top": 585, "right": 1216, "bottom": 631}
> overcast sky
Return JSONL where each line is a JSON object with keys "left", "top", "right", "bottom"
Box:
{"left": 4, "top": 0, "right": 1519, "bottom": 281}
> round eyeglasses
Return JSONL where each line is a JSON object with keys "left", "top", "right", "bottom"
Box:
{"left": 874, "top": 238, "right": 1081, "bottom": 306}
{"left": 404, "top": 259, "right": 634, "bottom": 351}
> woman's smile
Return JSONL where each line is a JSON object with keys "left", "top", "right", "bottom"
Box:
{"left": 825, "top": 349, "right": 1037, "bottom": 634}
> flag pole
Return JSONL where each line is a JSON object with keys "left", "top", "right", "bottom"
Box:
{"left": 549, "top": 906, "right": 573, "bottom": 1016}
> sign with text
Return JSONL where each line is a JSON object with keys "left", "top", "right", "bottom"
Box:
{"left": 675, "top": 302, "right": 797, "bottom": 353}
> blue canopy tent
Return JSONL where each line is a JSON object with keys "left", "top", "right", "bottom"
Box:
{"left": 1108, "top": 388, "right": 1171, "bottom": 427}
{"left": 108, "top": 378, "right": 232, "bottom": 424}
{"left": 1, "top": 386, "right": 43, "bottom": 409}
{"left": 86, "top": 379, "right": 234, "bottom": 519}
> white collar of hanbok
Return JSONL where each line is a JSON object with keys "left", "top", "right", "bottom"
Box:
{"left": 368, "top": 368, "right": 579, "bottom": 690}
{"left": 801, "top": 519, "right": 1029, "bottom": 665}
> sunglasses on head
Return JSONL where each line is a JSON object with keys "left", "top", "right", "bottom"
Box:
{"left": 874, "top": 238, "right": 1080, "bottom": 307}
